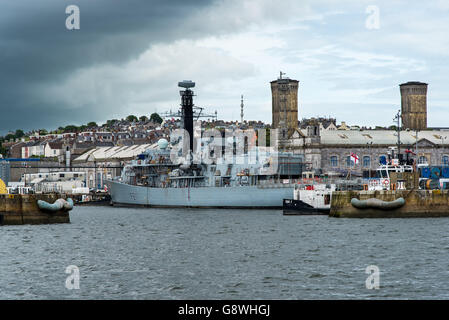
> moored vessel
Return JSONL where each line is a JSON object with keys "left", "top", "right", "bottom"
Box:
{"left": 282, "top": 172, "right": 336, "bottom": 215}
{"left": 106, "top": 80, "right": 305, "bottom": 208}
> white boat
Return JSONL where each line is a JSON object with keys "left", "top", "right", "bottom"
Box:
{"left": 282, "top": 171, "right": 336, "bottom": 215}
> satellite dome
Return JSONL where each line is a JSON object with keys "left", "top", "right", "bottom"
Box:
{"left": 157, "top": 138, "right": 169, "bottom": 150}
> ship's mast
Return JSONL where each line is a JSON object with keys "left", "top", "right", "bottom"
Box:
{"left": 240, "top": 95, "right": 244, "bottom": 124}
{"left": 393, "top": 109, "right": 401, "bottom": 156}
{"left": 179, "top": 80, "right": 195, "bottom": 154}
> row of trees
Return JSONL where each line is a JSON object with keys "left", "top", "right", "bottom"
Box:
{"left": 57, "top": 113, "right": 163, "bottom": 133}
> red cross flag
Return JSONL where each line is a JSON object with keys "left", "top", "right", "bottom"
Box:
{"left": 350, "top": 152, "right": 359, "bottom": 165}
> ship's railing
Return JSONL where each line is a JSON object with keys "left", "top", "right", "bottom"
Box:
{"left": 33, "top": 184, "right": 64, "bottom": 194}
{"left": 257, "top": 179, "right": 298, "bottom": 188}
{"left": 132, "top": 158, "right": 175, "bottom": 166}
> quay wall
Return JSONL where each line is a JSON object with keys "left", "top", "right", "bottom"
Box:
{"left": 0, "top": 194, "right": 70, "bottom": 225}
{"left": 330, "top": 189, "right": 449, "bottom": 218}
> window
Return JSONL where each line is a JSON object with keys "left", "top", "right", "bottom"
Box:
{"left": 346, "top": 156, "right": 354, "bottom": 167}
{"left": 330, "top": 156, "right": 338, "bottom": 167}
{"left": 418, "top": 156, "right": 428, "bottom": 164}
{"left": 363, "top": 156, "right": 371, "bottom": 168}
{"left": 379, "top": 155, "right": 387, "bottom": 165}
{"left": 443, "top": 155, "right": 449, "bottom": 166}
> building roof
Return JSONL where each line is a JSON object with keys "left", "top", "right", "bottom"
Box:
{"left": 47, "top": 141, "right": 63, "bottom": 149}
{"left": 73, "top": 143, "right": 158, "bottom": 162}
{"left": 400, "top": 81, "right": 428, "bottom": 86}
{"left": 319, "top": 129, "right": 449, "bottom": 146}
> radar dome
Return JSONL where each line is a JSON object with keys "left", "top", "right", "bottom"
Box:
{"left": 157, "top": 138, "right": 169, "bottom": 150}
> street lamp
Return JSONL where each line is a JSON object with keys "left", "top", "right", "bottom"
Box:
{"left": 415, "top": 129, "right": 419, "bottom": 165}
{"left": 393, "top": 110, "right": 401, "bottom": 156}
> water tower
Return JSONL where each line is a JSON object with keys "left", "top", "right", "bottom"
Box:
{"left": 400, "top": 81, "right": 428, "bottom": 130}
{"left": 271, "top": 72, "right": 299, "bottom": 138}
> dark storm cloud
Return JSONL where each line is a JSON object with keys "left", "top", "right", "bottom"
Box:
{"left": 0, "top": 0, "right": 214, "bottom": 134}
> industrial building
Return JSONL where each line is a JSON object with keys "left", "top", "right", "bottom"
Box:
{"left": 291, "top": 127, "right": 449, "bottom": 176}
{"left": 287, "top": 80, "right": 449, "bottom": 176}
{"left": 73, "top": 143, "right": 157, "bottom": 189}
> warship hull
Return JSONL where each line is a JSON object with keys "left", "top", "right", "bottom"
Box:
{"left": 106, "top": 180, "right": 294, "bottom": 208}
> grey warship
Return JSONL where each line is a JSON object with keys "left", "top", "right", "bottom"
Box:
{"left": 106, "top": 81, "right": 304, "bottom": 208}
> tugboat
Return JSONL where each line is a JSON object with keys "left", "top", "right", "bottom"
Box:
{"left": 283, "top": 171, "right": 336, "bottom": 215}
{"left": 365, "top": 147, "right": 415, "bottom": 191}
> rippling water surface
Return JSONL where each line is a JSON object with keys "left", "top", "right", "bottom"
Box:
{"left": 1, "top": 206, "right": 449, "bottom": 299}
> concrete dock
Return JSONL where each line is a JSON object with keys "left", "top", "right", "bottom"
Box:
{"left": 0, "top": 194, "right": 70, "bottom": 225}
{"left": 330, "top": 189, "right": 449, "bottom": 218}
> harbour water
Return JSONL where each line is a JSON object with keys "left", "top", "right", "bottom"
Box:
{"left": 1, "top": 206, "right": 449, "bottom": 299}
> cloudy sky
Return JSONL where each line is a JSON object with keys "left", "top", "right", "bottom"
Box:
{"left": 1, "top": 0, "right": 449, "bottom": 134}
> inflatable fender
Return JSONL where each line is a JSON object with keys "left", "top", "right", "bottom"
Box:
{"left": 37, "top": 198, "right": 74, "bottom": 212}
{"left": 351, "top": 197, "right": 405, "bottom": 210}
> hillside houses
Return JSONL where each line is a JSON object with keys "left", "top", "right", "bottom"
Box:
{"left": 1, "top": 117, "right": 275, "bottom": 162}
{"left": 7, "top": 126, "right": 170, "bottom": 160}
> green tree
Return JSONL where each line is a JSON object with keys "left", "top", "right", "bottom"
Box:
{"left": 87, "top": 122, "right": 98, "bottom": 128}
{"left": 0, "top": 143, "right": 7, "bottom": 157}
{"left": 150, "top": 113, "right": 163, "bottom": 124}
{"left": 106, "top": 119, "right": 118, "bottom": 127}
{"left": 39, "top": 129, "right": 48, "bottom": 136}
{"left": 5, "top": 134, "right": 15, "bottom": 141}
{"left": 126, "top": 115, "right": 138, "bottom": 122}
{"left": 15, "top": 129, "right": 25, "bottom": 138}
{"left": 139, "top": 116, "right": 148, "bottom": 122}
{"left": 64, "top": 125, "right": 78, "bottom": 133}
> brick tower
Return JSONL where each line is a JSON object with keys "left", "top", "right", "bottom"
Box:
{"left": 271, "top": 72, "right": 299, "bottom": 138}
{"left": 400, "top": 81, "right": 428, "bottom": 130}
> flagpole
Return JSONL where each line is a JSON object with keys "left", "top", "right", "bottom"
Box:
{"left": 353, "top": 153, "right": 356, "bottom": 179}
